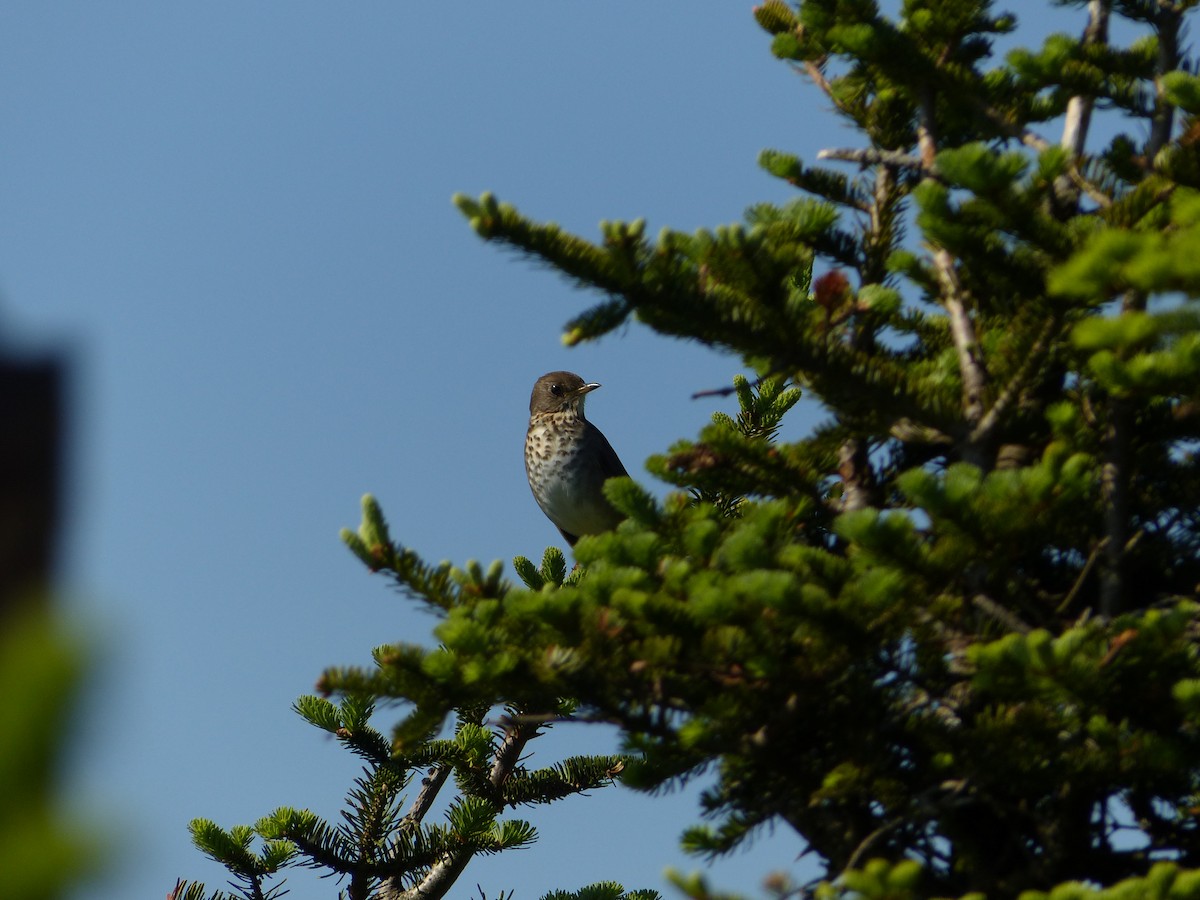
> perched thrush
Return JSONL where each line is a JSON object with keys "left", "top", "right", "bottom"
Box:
{"left": 525, "top": 371, "right": 628, "bottom": 546}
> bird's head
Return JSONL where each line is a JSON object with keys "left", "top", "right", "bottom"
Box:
{"left": 529, "top": 371, "right": 601, "bottom": 416}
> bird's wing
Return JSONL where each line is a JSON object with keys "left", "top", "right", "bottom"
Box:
{"left": 590, "top": 423, "right": 629, "bottom": 479}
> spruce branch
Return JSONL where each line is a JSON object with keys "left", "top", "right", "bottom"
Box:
{"left": 167, "top": 879, "right": 250, "bottom": 900}
{"left": 502, "top": 755, "right": 626, "bottom": 806}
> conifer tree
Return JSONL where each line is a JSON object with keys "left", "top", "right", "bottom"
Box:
{"left": 188, "top": 2, "right": 1200, "bottom": 898}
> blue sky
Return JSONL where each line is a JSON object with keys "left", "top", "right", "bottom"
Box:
{"left": 0, "top": 4, "right": 1089, "bottom": 899}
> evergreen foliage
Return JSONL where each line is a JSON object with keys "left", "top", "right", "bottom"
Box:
{"left": 179, "top": 685, "right": 627, "bottom": 900}
{"left": 0, "top": 606, "right": 97, "bottom": 900}
{"left": 189, "top": 2, "right": 1200, "bottom": 898}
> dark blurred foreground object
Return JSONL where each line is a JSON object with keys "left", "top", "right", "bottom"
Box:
{"left": 0, "top": 354, "right": 63, "bottom": 609}
{"left": 0, "top": 349, "right": 97, "bottom": 900}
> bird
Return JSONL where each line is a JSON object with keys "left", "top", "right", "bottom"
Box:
{"left": 525, "top": 371, "right": 629, "bottom": 546}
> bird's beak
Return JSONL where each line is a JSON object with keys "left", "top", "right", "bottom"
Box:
{"left": 572, "top": 382, "right": 601, "bottom": 398}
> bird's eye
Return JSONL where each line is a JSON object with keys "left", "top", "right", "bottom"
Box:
{"left": 549, "top": 384, "right": 563, "bottom": 396}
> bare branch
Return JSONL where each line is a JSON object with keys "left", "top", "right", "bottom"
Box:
{"left": 843, "top": 781, "right": 970, "bottom": 873}
{"left": 399, "top": 764, "right": 452, "bottom": 831}
{"left": 916, "top": 90, "right": 989, "bottom": 462}
{"left": 792, "top": 58, "right": 835, "bottom": 104}
{"left": 1099, "top": 398, "right": 1132, "bottom": 618}
{"left": 972, "top": 593, "right": 1032, "bottom": 635}
{"left": 488, "top": 717, "right": 536, "bottom": 789}
{"left": 963, "top": 88, "right": 1113, "bottom": 208}
{"left": 1098, "top": 289, "right": 1148, "bottom": 616}
{"left": 1060, "top": 1, "right": 1111, "bottom": 159}
{"left": 387, "top": 720, "right": 541, "bottom": 900}
{"left": 692, "top": 376, "right": 765, "bottom": 400}
{"left": 916, "top": 87, "right": 939, "bottom": 170}
{"left": 1094, "top": 10, "right": 1180, "bottom": 618}
{"left": 837, "top": 438, "right": 875, "bottom": 512}
{"left": 817, "top": 147, "right": 927, "bottom": 171}
{"left": 889, "top": 418, "right": 953, "bottom": 444}
{"left": 1057, "top": 538, "right": 1107, "bottom": 615}
{"left": 969, "top": 317, "right": 1059, "bottom": 446}
{"left": 845, "top": 815, "right": 907, "bottom": 872}
{"left": 943, "top": 287, "right": 988, "bottom": 429}
{"left": 1148, "top": 5, "right": 1183, "bottom": 160}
